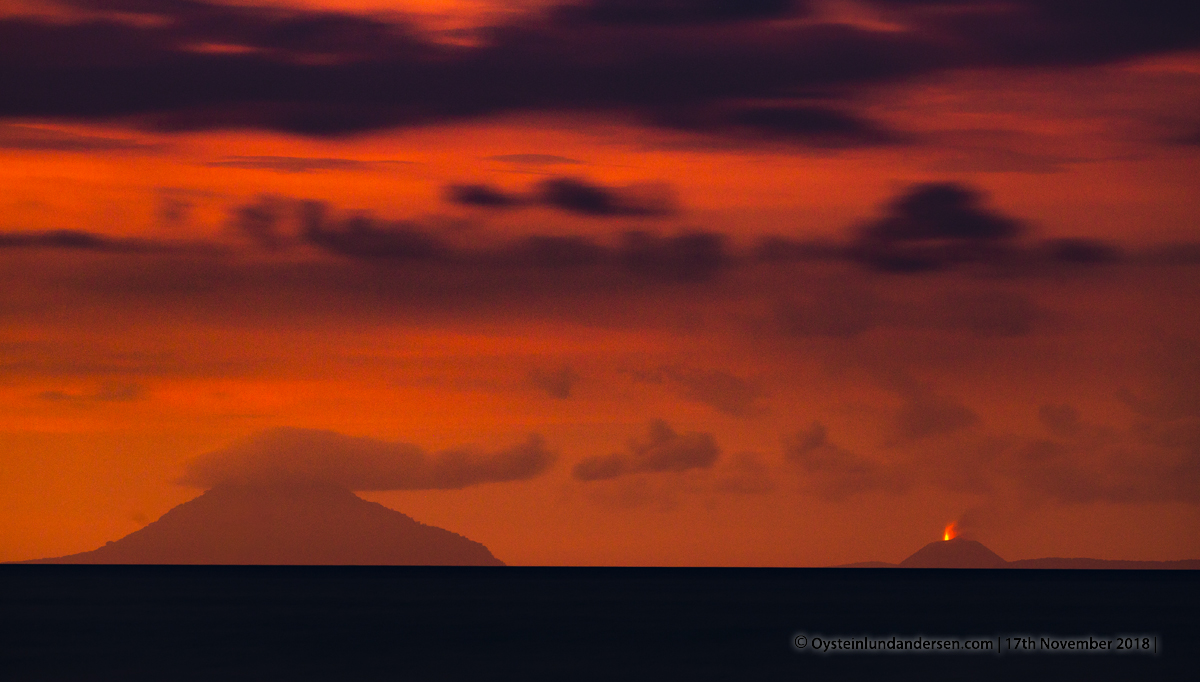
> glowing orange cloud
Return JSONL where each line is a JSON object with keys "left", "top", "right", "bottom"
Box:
{"left": 944, "top": 522, "right": 958, "bottom": 542}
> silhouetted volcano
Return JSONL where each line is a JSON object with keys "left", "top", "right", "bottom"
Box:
{"left": 28, "top": 482, "right": 503, "bottom": 565}
{"left": 837, "top": 537, "right": 1200, "bottom": 569}
{"left": 898, "top": 537, "right": 1007, "bottom": 568}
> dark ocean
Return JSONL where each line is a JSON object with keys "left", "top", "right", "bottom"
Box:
{"left": 2, "top": 566, "right": 1196, "bottom": 681}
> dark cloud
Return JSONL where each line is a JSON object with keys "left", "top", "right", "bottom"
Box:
{"left": 179, "top": 427, "right": 556, "bottom": 490}
{"left": 537, "top": 178, "right": 675, "bottom": 217}
{"left": 725, "top": 105, "right": 897, "bottom": 144}
{"left": 618, "top": 231, "right": 727, "bottom": 281}
{"left": 573, "top": 420, "right": 720, "bottom": 480}
{"left": 771, "top": 284, "right": 1045, "bottom": 339}
{"left": 0, "top": 230, "right": 160, "bottom": 252}
{"left": 295, "top": 196, "right": 723, "bottom": 279}
{"left": 667, "top": 367, "right": 763, "bottom": 417}
{"left": 755, "top": 183, "right": 1127, "bottom": 275}
{"left": 6, "top": 0, "right": 1193, "bottom": 138}
{"left": 783, "top": 422, "right": 910, "bottom": 500}
{"left": 553, "top": 0, "right": 802, "bottom": 26}
{"left": 753, "top": 236, "right": 845, "bottom": 262}
{"left": 867, "top": 0, "right": 1200, "bottom": 68}
{"left": 0, "top": 180, "right": 1141, "bottom": 330}
{"left": 1040, "top": 238, "right": 1123, "bottom": 265}
{"left": 1039, "top": 404, "right": 1082, "bottom": 437}
{"left": 652, "top": 104, "right": 901, "bottom": 146}
{"left": 301, "top": 207, "right": 449, "bottom": 261}
{"left": 0, "top": 193, "right": 728, "bottom": 295}
{"left": 580, "top": 449, "right": 775, "bottom": 509}
{"left": 501, "top": 234, "right": 608, "bottom": 269}
{"left": 446, "top": 184, "right": 524, "bottom": 208}
{"left": 0, "top": 184, "right": 1170, "bottom": 344}
{"left": 1177, "top": 128, "right": 1200, "bottom": 146}
{"left": 636, "top": 366, "right": 764, "bottom": 417}
{"left": 447, "top": 177, "right": 677, "bottom": 217}
{"left": 932, "top": 290, "right": 1042, "bottom": 338}
{"left": 1141, "top": 242, "right": 1200, "bottom": 266}
{"left": 851, "top": 183, "right": 1025, "bottom": 272}
{"left": 232, "top": 196, "right": 287, "bottom": 250}
{"left": 863, "top": 183, "right": 1022, "bottom": 243}
{"left": 157, "top": 189, "right": 201, "bottom": 228}
{"left": 528, "top": 365, "right": 580, "bottom": 399}
{"left": 773, "top": 284, "right": 884, "bottom": 339}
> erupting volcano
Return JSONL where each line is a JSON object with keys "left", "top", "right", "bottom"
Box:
{"left": 943, "top": 522, "right": 958, "bottom": 542}
{"left": 900, "top": 536, "right": 1007, "bottom": 568}
{"left": 836, "top": 525, "right": 1200, "bottom": 569}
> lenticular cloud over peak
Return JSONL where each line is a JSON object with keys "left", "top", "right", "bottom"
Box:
{"left": 179, "top": 427, "right": 556, "bottom": 491}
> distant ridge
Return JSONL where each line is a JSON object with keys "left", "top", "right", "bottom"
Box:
{"left": 836, "top": 537, "right": 1200, "bottom": 569}
{"left": 1006, "top": 557, "right": 1200, "bottom": 570}
{"left": 24, "top": 482, "right": 503, "bottom": 566}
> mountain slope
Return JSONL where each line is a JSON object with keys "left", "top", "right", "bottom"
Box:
{"left": 29, "top": 482, "right": 503, "bottom": 566}
{"left": 898, "top": 538, "right": 1007, "bottom": 568}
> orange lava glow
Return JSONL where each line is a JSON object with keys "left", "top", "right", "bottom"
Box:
{"left": 944, "top": 523, "right": 958, "bottom": 542}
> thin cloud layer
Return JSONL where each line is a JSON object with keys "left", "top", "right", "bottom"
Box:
{"left": 573, "top": 420, "right": 720, "bottom": 480}
{"left": 205, "top": 156, "right": 406, "bottom": 174}
{"left": 179, "top": 427, "right": 557, "bottom": 490}
{"left": 0, "top": 181, "right": 1182, "bottom": 345}
{"left": 229, "top": 194, "right": 726, "bottom": 280}
{"left": 38, "top": 382, "right": 144, "bottom": 404}
{"left": 0, "top": 182, "right": 1144, "bottom": 284}
{"left": 528, "top": 365, "right": 580, "bottom": 399}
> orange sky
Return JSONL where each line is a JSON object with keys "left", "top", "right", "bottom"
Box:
{"left": 2, "top": 0, "right": 1199, "bottom": 565}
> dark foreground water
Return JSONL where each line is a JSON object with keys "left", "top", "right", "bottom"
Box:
{"left": 2, "top": 566, "right": 1196, "bottom": 681}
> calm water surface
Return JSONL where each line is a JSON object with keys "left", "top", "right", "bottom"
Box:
{"left": 2, "top": 566, "right": 1196, "bottom": 681}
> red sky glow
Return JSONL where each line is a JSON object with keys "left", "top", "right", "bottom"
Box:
{"left": 2, "top": 0, "right": 1198, "bottom": 566}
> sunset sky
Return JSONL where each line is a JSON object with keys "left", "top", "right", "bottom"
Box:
{"left": 2, "top": 0, "right": 1198, "bottom": 566}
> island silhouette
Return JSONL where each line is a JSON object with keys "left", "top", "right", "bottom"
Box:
{"left": 26, "top": 481, "right": 503, "bottom": 565}
{"left": 839, "top": 536, "right": 1200, "bottom": 569}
